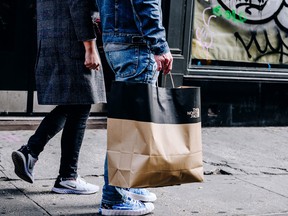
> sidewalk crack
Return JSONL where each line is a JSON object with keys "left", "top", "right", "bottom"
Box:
{"left": 1, "top": 169, "right": 52, "bottom": 215}
{"left": 9, "top": 180, "right": 53, "bottom": 216}
{"left": 236, "top": 177, "right": 288, "bottom": 199}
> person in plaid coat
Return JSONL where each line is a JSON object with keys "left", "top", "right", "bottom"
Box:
{"left": 11, "top": 0, "right": 106, "bottom": 194}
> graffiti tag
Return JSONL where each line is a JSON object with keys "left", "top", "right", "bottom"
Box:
{"left": 196, "top": 7, "right": 217, "bottom": 56}
{"left": 235, "top": 29, "right": 288, "bottom": 63}
{"left": 213, "top": 5, "right": 247, "bottom": 23}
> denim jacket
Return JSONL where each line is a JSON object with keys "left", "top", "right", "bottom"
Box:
{"left": 95, "top": 0, "right": 170, "bottom": 55}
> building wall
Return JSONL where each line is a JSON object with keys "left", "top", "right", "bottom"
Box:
{"left": 1, "top": 0, "right": 288, "bottom": 126}
{"left": 181, "top": 0, "right": 288, "bottom": 126}
{"left": 0, "top": 0, "right": 106, "bottom": 116}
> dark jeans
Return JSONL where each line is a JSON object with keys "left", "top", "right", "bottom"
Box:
{"left": 27, "top": 104, "right": 91, "bottom": 178}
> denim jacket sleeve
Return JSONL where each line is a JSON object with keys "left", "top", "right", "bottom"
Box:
{"left": 130, "top": 0, "right": 170, "bottom": 55}
{"left": 69, "top": 0, "right": 96, "bottom": 41}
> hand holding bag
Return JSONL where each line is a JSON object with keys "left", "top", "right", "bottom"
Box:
{"left": 107, "top": 74, "right": 204, "bottom": 188}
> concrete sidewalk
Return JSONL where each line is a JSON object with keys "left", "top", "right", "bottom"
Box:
{"left": 1, "top": 127, "right": 288, "bottom": 215}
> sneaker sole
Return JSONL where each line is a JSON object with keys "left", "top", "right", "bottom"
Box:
{"left": 100, "top": 202, "right": 154, "bottom": 216}
{"left": 51, "top": 187, "right": 99, "bottom": 195}
{"left": 11, "top": 151, "right": 34, "bottom": 184}
{"left": 122, "top": 191, "right": 157, "bottom": 202}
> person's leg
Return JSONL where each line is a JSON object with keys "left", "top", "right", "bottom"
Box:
{"left": 11, "top": 105, "right": 67, "bottom": 183}
{"left": 99, "top": 43, "right": 158, "bottom": 215}
{"left": 59, "top": 104, "right": 91, "bottom": 178}
{"left": 102, "top": 155, "right": 156, "bottom": 202}
{"left": 27, "top": 105, "right": 68, "bottom": 156}
{"left": 102, "top": 156, "right": 123, "bottom": 203}
{"left": 51, "top": 104, "right": 99, "bottom": 194}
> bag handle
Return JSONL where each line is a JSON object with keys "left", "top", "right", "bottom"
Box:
{"left": 164, "top": 72, "right": 175, "bottom": 88}
{"left": 156, "top": 72, "right": 175, "bottom": 88}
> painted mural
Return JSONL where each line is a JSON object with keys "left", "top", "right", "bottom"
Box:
{"left": 191, "top": 0, "right": 288, "bottom": 67}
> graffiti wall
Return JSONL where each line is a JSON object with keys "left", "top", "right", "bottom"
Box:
{"left": 191, "top": 0, "right": 288, "bottom": 68}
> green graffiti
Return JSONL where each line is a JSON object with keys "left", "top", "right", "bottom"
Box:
{"left": 212, "top": 5, "right": 247, "bottom": 23}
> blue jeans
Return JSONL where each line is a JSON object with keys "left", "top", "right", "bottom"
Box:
{"left": 102, "top": 43, "right": 159, "bottom": 204}
{"left": 27, "top": 104, "right": 91, "bottom": 178}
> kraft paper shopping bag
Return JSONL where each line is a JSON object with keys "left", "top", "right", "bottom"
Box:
{"left": 107, "top": 80, "right": 204, "bottom": 188}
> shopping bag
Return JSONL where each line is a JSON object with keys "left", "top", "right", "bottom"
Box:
{"left": 107, "top": 78, "right": 204, "bottom": 188}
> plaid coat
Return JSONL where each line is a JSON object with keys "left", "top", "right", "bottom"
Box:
{"left": 35, "top": 0, "right": 106, "bottom": 105}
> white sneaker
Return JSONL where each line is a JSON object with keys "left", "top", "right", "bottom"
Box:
{"left": 52, "top": 176, "right": 99, "bottom": 195}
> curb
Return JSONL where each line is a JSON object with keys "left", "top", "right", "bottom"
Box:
{"left": 0, "top": 117, "right": 107, "bottom": 131}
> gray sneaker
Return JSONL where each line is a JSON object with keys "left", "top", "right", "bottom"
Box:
{"left": 11, "top": 145, "right": 37, "bottom": 183}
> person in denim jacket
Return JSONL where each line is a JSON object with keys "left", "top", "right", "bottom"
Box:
{"left": 96, "top": 0, "right": 173, "bottom": 215}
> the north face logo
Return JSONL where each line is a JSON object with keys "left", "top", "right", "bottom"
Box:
{"left": 187, "top": 108, "right": 200, "bottom": 118}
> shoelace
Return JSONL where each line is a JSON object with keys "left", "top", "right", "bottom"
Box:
{"left": 129, "top": 188, "right": 149, "bottom": 195}
{"left": 124, "top": 197, "right": 143, "bottom": 208}
{"left": 65, "top": 175, "right": 86, "bottom": 184}
{"left": 73, "top": 176, "right": 90, "bottom": 187}
{"left": 116, "top": 187, "right": 144, "bottom": 207}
